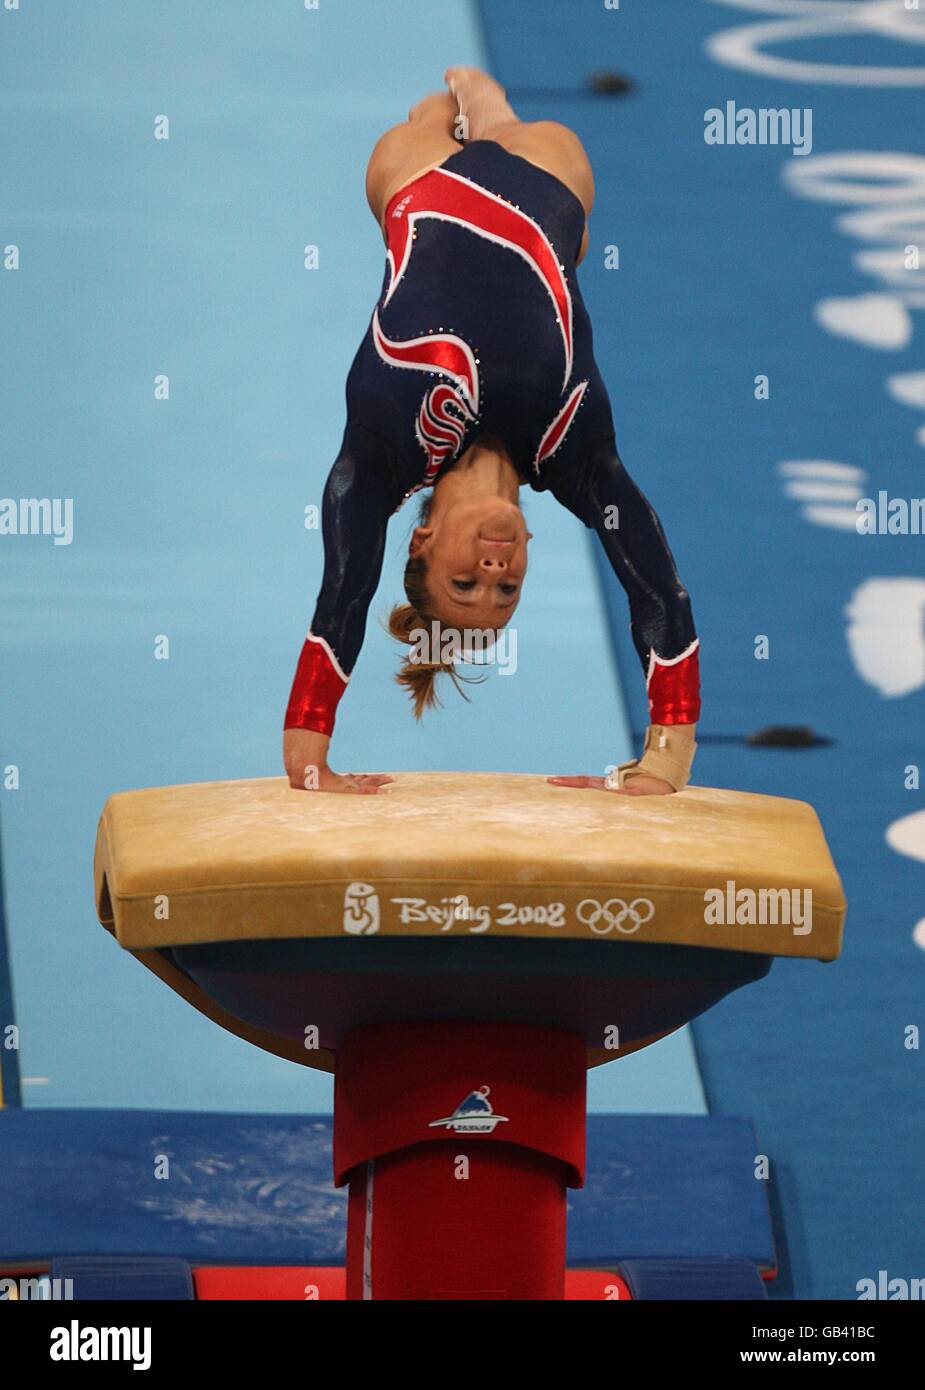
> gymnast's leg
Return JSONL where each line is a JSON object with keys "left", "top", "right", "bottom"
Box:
{"left": 443, "top": 66, "right": 595, "bottom": 262}
{"left": 365, "top": 91, "right": 464, "bottom": 232}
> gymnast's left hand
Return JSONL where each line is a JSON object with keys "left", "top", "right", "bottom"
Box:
{"left": 547, "top": 774, "right": 676, "bottom": 797}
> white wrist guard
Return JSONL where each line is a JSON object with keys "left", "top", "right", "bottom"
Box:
{"left": 606, "top": 722, "right": 698, "bottom": 792}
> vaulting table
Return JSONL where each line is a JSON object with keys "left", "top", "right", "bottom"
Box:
{"left": 93, "top": 773, "right": 845, "bottom": 1300}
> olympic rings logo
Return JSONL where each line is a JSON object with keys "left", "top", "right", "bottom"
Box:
{"left": 705, "top": 0, "right": 925, "bottom": 89}
{"left": 576, "top": 897, "right": 656, "bottom": 936}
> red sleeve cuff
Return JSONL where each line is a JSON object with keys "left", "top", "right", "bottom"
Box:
{"left": 647, "top": 641, "right": 701, "bottom": 726}
{"left": 284, "top": 637, "right": 348, "bottom": 736}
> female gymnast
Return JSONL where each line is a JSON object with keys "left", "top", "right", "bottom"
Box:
{"left": 283, "top": 67, "right": 700, "bottom": 796}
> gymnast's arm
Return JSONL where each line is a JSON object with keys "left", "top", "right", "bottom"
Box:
{"left": 547, "top": 435, "right": 701, "bottom": 794}
{"left": 283, "top": 426, "right": 401, "bottom": 794}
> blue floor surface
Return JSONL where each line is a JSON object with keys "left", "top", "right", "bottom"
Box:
{"left": 479, "top": 0, "right": 925, "bottom": 1299}
{"left": 0, "top": 0, "right": 702, "bottom": 1117}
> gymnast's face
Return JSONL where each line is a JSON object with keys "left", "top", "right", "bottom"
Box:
{"left": 410, "top": 497, "right": 531, "bottom": 629}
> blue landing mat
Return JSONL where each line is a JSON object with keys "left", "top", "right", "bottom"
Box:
{"left": 0, "top": 1109, "right": 773, "bottom": 1270}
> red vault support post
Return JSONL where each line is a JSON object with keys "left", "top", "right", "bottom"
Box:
{"left": 334, "top": 1020, "right": 587, "bottom": 1301}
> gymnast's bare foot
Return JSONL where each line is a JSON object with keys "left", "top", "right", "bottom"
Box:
{"left": 444, "top": 66, "right": 519, "bottom": 141}
{"left": 547, "top": 774, "right": 676, "bottom": 797}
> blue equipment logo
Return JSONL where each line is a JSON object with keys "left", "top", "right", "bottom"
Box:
{"left": 428, "top": 1085, "right": 510, "bottom": 1134}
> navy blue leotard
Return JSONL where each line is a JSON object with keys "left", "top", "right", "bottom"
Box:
{"left": 285, "top": 141, "right": 700, "bottom": 734}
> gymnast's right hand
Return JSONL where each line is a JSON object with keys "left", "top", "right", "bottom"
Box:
{"left": 283, "top": 728, "right": 394, "bottom": 795}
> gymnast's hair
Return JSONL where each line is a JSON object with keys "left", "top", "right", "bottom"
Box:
{"left": 388, "top": 492, "right": 489, "bottom": 720}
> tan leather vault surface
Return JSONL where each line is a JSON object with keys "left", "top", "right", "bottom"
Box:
{"left": 95, "top": 773, "right": 844, "bottom": 957}
{"left": 94, "top": 774, "right": 846, "bottom": 1072}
